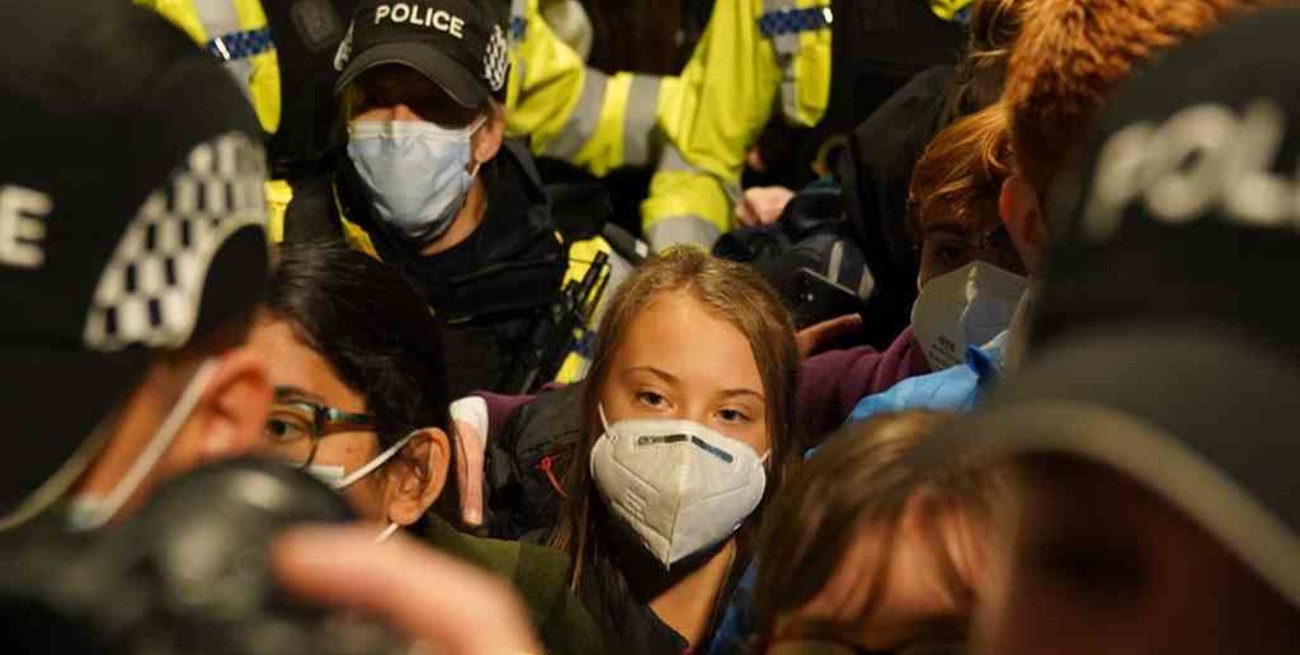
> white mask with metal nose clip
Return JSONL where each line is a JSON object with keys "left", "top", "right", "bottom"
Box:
{"left": 589, "top": 406, "right": 767, "bottom": 568}
{"left": 911, "top": 261, "right": 1028, "bottom": 370}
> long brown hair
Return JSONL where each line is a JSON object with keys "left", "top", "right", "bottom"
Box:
{"left": 549, "top": 246, "right": 801, "bottom": 588}
{"left": 754, "top": 410, "right": 1007, "bottom": 638}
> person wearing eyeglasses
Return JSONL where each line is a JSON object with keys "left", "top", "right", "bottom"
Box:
{"left": 248, "top": 240, "right": 605, "bottom": 655}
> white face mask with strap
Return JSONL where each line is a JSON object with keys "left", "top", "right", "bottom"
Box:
{"left": 911, "top": 261, "right": 1029, "bottom": 370}
{"left": 305, "top": 430, "right": 419, "bottom": 544}
{"left": 589, "top": 405, "right": 769, "bottom": 568}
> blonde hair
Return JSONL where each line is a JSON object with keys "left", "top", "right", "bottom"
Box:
{"left": 549, "top": 246, "right": 801, "bottom": 587}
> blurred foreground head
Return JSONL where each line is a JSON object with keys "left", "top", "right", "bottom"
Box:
{"left": 0, "top": 0, "right": 271, "bottom": 530}
{"left": 997, "top": 0, "right": 1275, "bottom": 277}
{"left": 758, "top": 410, "right": 1007, "bottom": 655}
{"left": 922, "top": 9, "right": 1300, "bottom": 653}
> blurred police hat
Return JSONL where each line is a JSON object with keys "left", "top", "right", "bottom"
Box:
{"left": 1031, "top": 6, "right": 1300, "bottom": 362}
{"left": 0, "top": 0, "right": 270, "bottom": 526}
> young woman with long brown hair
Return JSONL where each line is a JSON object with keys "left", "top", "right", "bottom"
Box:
{"left": 548, "top": 246, "right": 802, "bottom": 653}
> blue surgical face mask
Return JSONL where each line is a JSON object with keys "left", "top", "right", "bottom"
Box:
{"left": 346, "top": 117, "right": 485, "bottom": 249}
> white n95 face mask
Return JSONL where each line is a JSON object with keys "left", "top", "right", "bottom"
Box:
{"left": 589, "top": 407, "right": 767, "bottom": 568}
{"left": 911, "top": 261, "right": 1029, "bottom": 370}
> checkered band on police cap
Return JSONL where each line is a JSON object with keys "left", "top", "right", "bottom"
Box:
{"left": 82, "top": 132, "right": 268, "bottom": 352}
{"left": 483, "top": 23, "right": 509, "bottom": 92}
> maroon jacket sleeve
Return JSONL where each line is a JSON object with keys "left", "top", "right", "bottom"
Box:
{"left": 797, "top": 328, "right": 930, "bottom": 441}
{"left": 473, "top": 382, "right": 571, "bottom": 440}
{"left": 474, "top": 391, "right": 536, "bottom": 441}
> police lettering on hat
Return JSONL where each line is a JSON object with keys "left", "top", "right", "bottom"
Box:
{"left": 1081, "top": 99, "right": 1300, "bottom": 243}
{"left": 1029, "top": 5, "right": 1300, "bottom": 365}
{"left": 333, "top": 0, "right": 510, "bottom": 108}
{"left": 374, "top": 2, "right": 465, "bottom": 39}
{"left": 0, "top": 185, "right": 52, "bottom": 270}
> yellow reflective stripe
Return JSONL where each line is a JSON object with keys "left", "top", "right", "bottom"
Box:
{"left": 644, "top": 215, "right": 722, "bottom": 251}
{"left": 553, "top": 349, "right": 590, "bottom": 384}
{"left": 554, "top": 235, "right": 610, "bottom": 383}
{"left": 642, "top": 168, "right": 731, "bottom": 249}
{"left": 928, "top": 0, "right": 975, "bottom": 21}
{"left": 622, "top": 74, "right": 662, "bottom": 168}
{"left": 558, "top": 71, "right": 631, "bottom": 176}
{"left": 248, "top": 49, "right": 281, "bottom": 133}
{"left": 234, "top": 0, "right": 280, "bottom": 133}
{"left": 504, "top": 0, "right": 587, "bottom": 152}
{"left": 562, "top": 236, "right": 609, "bottom": 285}
{"left": 543, "top": 68, "right": 608, "bottom": 161}
{"left": 193, "top": 0, "right": 241, "bottom": 44}
{"left": 265, "top": 179, "right": 292, "bottom": 244}
{"left": 135, "top": 0, "right": 211, "bottom": 42}
{"left": 765, "top": 0, "right": 799, "bottom": 114}
{"left": 763, "top": 0, "right": 799, "bottom": 125}
{"left": 792, "top": 0, "right": 831, "bottom": 127}
{"left": 761, "top": 0, "right": 832, "bottom": 127}
{"left": 231, "top": 0, "right": 267, "bottom": 27}
{"left": 655, "top": 0, "right": 779, "bottom": 182}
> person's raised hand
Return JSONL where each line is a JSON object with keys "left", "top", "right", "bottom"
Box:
{"left": 272, "top": 526, "right": 543, "bottom": 655}
{"left": 735, "top": 186, "right": 796, "bottom": 227}
{"left": 796, "top": 314, "right": 864, "bottom": 359}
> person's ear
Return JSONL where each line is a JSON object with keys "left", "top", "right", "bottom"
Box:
{"left": 999, "top": 175, "right": 1049, "bottom": 277}
{"left": 470, "top": 104, "right": 506, "bottom": 167}
{"left": 385, "top": 428, "right": 450, "bottom": 527}
{"left": 184, "top": 346, "right": 271, "bottom": 462}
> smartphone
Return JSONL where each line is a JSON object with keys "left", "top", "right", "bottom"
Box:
{"left": 793, "top": 267, "right": 868, "bottom": 329}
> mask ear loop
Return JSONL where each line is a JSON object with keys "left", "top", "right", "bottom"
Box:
{"left": 375, "top": 521, "right": 401, "bottom": 544}
{"left": 333, "top": 429, "right": 420, "bottom": 490}
{"left": 466, "top": 114, "right": 489, "bottom": 179}
{"left": 69, "top": 359, "right": 220, "bottom": 531}
{"left": 597, "top": 404, "right": 613, "bottom": 435}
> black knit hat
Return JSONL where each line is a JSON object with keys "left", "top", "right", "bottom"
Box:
{"left": 1032, "top": 7, "right": 1300, "bottom": 362}
{"left": 0, "top": 0, "right": 270, "bottom": 524}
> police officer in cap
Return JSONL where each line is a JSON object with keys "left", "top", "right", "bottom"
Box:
{"left": 278, "top": 0, "right": 567, "bottom": 396}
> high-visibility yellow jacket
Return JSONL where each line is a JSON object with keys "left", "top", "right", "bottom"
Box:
{"left": 506, "top": 0, "right": 833, "bottom": 250}
{"left": 507, "top": 0, "right": 975, "bottom": 250}
{"left": 136, "top": 0, "right": 281, "bottom": 135}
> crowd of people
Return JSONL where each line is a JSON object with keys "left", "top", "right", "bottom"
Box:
{"left": 1, "top": 0, "right": 1297, "bottom": 654}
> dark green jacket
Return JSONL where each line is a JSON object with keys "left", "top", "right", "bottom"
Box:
{"left": 422, "top": 514, "right": 605, "bottom": 655}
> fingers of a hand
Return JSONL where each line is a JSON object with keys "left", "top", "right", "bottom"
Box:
{"left": 750, "top": 187, "right": 795, "bottom": 225}
{"left": 453, "top": 423, "right": 485, "bottom": 526}
{"left": 815, "top": 314, "right": 864, "bottom": 339}
{"left": 271, "top": 526, "right": 540, "bottom": 654}
{"left": 735, "top": 199, "right": 759, "bottom": 226}
{"left": 796, "top": 314, "right": 864, "bottom": 357}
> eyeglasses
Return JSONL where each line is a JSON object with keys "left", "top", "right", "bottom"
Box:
{"left": 263, "top": 387, "right": 376, "bottom": 468}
